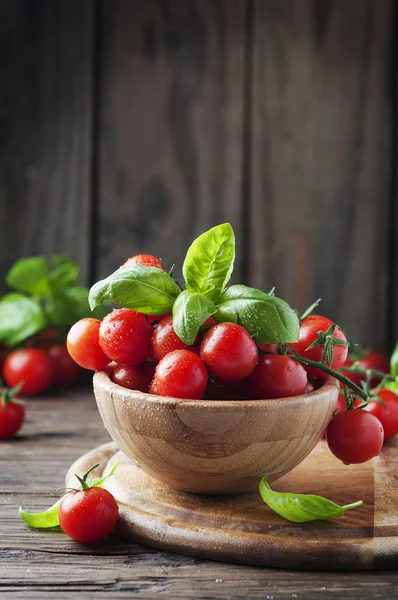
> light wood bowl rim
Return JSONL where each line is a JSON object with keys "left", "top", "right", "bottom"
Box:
{"left": 93, "top": 369, "right": 339, "bottom": 408}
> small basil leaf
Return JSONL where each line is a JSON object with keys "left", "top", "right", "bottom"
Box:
{"left": 172, "top": 291, "right": 216, "bottom": 345}
{"left": 6, "top": 257, "right": 50, "bottom": 296}
{"left": 0, "top": 294, "right": 46, "bottom": 346}
{"left": 19, "top": 498, "right": 62, "bottom": 529}
{"left": 390, "top": 343, "right": 398, "bottom": 379}
{"left": 49, "top": 255, "right": 80, "bottom": 290}
{"left": 182, "top": 223, "right": 235, "bottom": 301}
{"left": 89, "top": 265, "right": 181, "bottom": 315}
{"left": 214, "top": 285, "right": 299, "bottom": 343}
{"left": 259, "top": 476, "right": 362, "bottom": 523}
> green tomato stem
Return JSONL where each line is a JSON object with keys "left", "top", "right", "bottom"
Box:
{"left": 287, "top": 348, "right": 369, "bottom": 403}
{"left": 339, "top": 366, "right": 394, "bottom": 382}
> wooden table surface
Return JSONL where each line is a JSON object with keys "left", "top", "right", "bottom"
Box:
{"left": 2, "top": 386, "right": 398, "bottom": 599}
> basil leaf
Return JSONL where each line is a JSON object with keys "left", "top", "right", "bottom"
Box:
{"left": 259, "top": 476, "right": 362, "bottom": 523}
{"left": 48, "top": 255, "right": 79, "bottom": 291}
{"left": 89, "top": 265, "right": 181, "bottom": 315}
{"left": 19, "top": 498, "right": 61, "bottom": 529}
{"left": 172, "top": 290, "right": 216, "bottom": 345}
{"left": 182, "top": 223, "right": 235, "bottom": 301}
{"left": 386, "top": 380, "right": 398, "bottom": 395}
{"left": 0, "top": 294, "right": 46, "bottom": 346}
{"left": 391, "top": 343, "right": 398, "bottom": 379}
{"left": 214, "top": 285, "right": 299, "bottom": 343}
{"left": 44, "top": 287, "right": 109, "bottom": 326}
{"left": 6, "top": 257, "right": 50, "bottom": 296}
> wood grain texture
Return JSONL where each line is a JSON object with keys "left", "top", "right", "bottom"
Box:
{"left": 93, "top": 369, "right": 338, "bottom": 493}
{"left": 66, "top": 438, "right": 398, "bottom": 570}
{"left": 96, "top": 0, "right": 247, "bottom": 282}
{"left": 2, "top": 389, "right": 398, "bottom": 597}
{"left": 249, "top": 0, "right": 393, "bottom": 349}
{"left": 0, "top": 0, "right": 94, "bottom": 288}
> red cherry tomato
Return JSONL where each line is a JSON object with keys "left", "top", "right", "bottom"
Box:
{"left": 155, "top": 349, "right": 208, "bottom": 399}
{"left": 326, "top": 409, "right": 384, "bottom": 464}
{"left": 290, "top": 315, "right": 348, "bottom": 380}
{"left": 111, "top": 364, "right": 148, "bottom": 392}
{"left": 67, "top": 318, "right": 110, "bottom": 371}
{"left": 200, "top": 323, "right": 258, "bottom": 382}
{"left": 99, "top": 308, "right": 152, "bottom": 367}
{"left": 46, "top": 344, "right": 82, "bottom": 386}
{"left": 151, "top": 315, "right": 188, "bottom": 361}
{"left": 59, "top": 487, "right": 118, "bottom": 543}
{"left": 3, "top": 349, "right": 53, "bottom": 396}
{"left": 0, "top": 390, "right": 25, "bottom": 438}
{"left": 122, "top": 254, "right": 165, "bottom": 271}
{"left": 247, "top": 354, "right": 308, "bottom": 399}
{"left": 365, "top": 389, "right": 398, "bottom": 441}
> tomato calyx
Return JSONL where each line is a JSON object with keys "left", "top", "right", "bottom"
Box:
{"left": 63, "top": 460, "right": 119, "bottom": 494}
{"left": 0, "top": 381, "right": 25, "bottom": 408}
{"left": 304, "top": 324, "right": 351, "bottom": 366}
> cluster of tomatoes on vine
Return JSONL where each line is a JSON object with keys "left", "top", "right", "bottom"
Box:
{"left": 63, "top": 253, "right": 397, "bottom": 468}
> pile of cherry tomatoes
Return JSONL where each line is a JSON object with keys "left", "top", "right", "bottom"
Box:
{"left": 64, "top": 253, "right": 398, "bottom": 468}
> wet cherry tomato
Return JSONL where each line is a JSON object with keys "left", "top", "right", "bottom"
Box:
{"left": 59, "top": 487, "right": 119, "bottom": 543}
{"left": 99, "top": 309, "right": 152, "bottom": 366}
{"left": 327, "top": 409, "right": 384, "bottom": 464}
{"left": 247, "top": 354, "right": 307, "bottom": 399}
{"left": 290, "top": 315, "right": 348, "bottom": 380}
{"left": 111, "top": 364, "right": 148, "bottom": 392}
{"left": 151, "top": 315, "right": 188, "bottom": 361}
{"left": 200, "top": 323, "right": 258, "bottom": 382}
{"left": 155, "top": 349, "right": 208, "bottom": 399}
{"left": 67, "top": 318, "right": 110, "bottom": 371}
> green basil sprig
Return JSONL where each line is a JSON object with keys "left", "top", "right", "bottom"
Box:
{"left": 182, "top": 223, "right": 235, "bottom": 301}
{"left": 172, "top": 291, "right": 216, "bottom": 346}
{"left": 214, "top": 285, "right": 299, "bottom": 344}
{"left": 0, "top": 294, "right": 46, "bottom": 346}
{"left": 88, "top": 223, "right": 300, "bottom": 346}
{"left": 89, "top": 265, "right": 181, "bottom": 316}
{"left": 0, "top": 255, "right": 108, "bottom": 347}
{"left": 259, "top": 476, "right": 362, "bottom": 523}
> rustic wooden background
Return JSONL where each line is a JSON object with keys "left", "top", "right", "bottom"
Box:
{"left": 1, "top": 0, "right": 397, "bottom": 351}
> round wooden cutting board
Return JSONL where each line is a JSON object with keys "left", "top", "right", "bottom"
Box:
{"left": 66, "top": 439, "right": 398, "bottom": 570}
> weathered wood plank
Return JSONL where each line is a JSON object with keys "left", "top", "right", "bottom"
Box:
{"left": 96, "top": 0, "right": 247, "bottom": 282}
{"left": 249, "top": 0, "right": 392, "bottom": 349}
{"left": 2, "top": 388, "right": 398, "bottom": 597}
{"left": 0, "top": 0, "right": 94, "bottom": 287}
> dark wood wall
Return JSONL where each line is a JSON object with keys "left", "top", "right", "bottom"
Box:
{"left": 1, "top": 0, "right": 397, "bottom": 351}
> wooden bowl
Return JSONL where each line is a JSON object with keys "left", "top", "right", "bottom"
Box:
{"left": 93, "top": 370, "right": 339, "bottom": 494}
